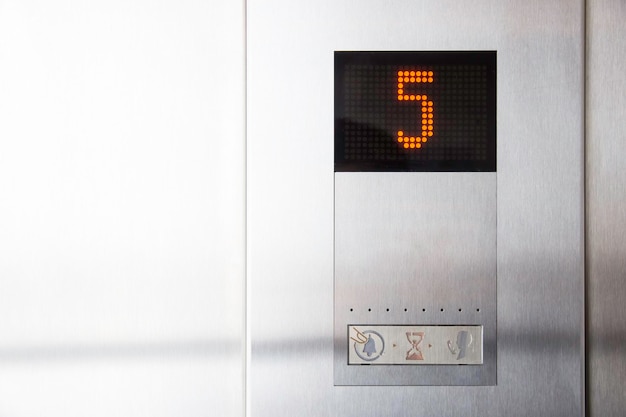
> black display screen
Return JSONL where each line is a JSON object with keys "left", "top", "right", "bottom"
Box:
{"left": 335, "top": 51, "right": 496, "bottom": 172}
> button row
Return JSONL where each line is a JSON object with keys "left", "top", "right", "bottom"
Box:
{"left": 348, "top": 325, "right": 483, "bottom": 365}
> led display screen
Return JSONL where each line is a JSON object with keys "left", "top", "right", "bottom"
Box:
{"left": 335, "top": 51, "right": 496, "bottom": 172}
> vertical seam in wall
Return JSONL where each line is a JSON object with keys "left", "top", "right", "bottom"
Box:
{"left": 244, "top": 1, "right": 249, "bottom": 417}
{"left": 583, "top": 0, "right": 589, "bottom": 415}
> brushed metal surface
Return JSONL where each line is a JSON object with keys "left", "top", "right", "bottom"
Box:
{"left": 334, "top": 173, "right": 496, "bottom": 384}
{"left": 248, "top": 0, "right": 584, "bottom": 415}
{"left": 586, "top": 1, "right": 626, "bottom": 415}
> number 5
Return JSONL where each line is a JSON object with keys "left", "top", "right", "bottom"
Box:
{"left": 396, "top": 70, "right": 434, "bottom": 149}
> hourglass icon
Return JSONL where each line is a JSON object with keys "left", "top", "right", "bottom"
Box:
{"left": 406, "top": 331, "right": 425, "bottom": 360}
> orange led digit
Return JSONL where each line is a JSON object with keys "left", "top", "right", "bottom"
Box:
{"left": 334, "top": 51, "right": 496, "bottom": 172}
{"left": 397, "top": 71, "right": 434, "bottom": 149}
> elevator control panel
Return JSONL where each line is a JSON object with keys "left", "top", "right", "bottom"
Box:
{"left": 334, "top": 51, "right": 497, "bottom": 386}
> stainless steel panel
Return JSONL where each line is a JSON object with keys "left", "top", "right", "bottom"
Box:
{"left": 248, "top": 0, "right": 584, "bottom": 415}
{"left": 587, "top": 1, "right": 626, "bottom": 415}
{"left": 334, "top": 173, "right": 496, "bottom": 384}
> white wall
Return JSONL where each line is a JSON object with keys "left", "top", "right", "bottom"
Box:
{"left": 0, "top": 1, "right": 245, "bottom": 415}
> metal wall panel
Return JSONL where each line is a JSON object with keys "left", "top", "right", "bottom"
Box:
{"left": 587, "top": 1, "right": 626, "bottom": 416}
{"left": 334, "top": 173, "right": 497, "bottom": 385}
{"left": 0, "top": 1, "right": 246, "bottom": 416}
{"left": 248, "top": 0, "right": 584, "bottom": 416}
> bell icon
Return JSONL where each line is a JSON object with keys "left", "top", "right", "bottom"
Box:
{"left": 363, "top": 335, "right": 377, "bottom": 357}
